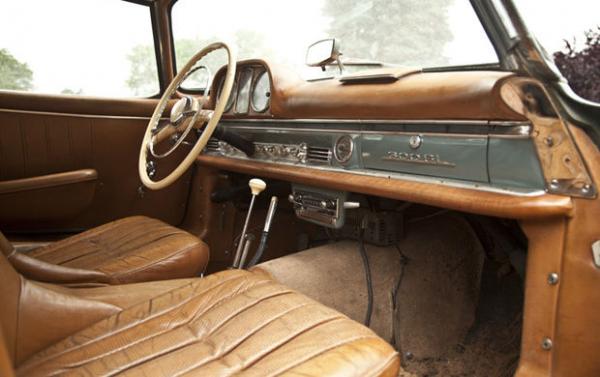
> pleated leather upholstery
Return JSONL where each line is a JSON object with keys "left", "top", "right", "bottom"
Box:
{"left": 17, "top": 269, "right": 400, "bottom": 377}
{"left": 22, "top": 216, "right": 208, "bottom": 284}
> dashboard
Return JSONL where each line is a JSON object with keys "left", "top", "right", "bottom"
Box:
{"left": 198, "top": 60, "right": 584, "bottom": 220}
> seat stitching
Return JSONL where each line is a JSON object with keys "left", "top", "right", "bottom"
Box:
{"left": 265, "top": 335, "right": 383, "bottom": 377}
{"left": 110, "top": 291, "right": 301, "bottom": 377}
{"left": 18, "top": 273, "right": 253, "bottom": 369}
{"left": 35, "top": 219, "right": 178, "bottom": 264}
{"left": 178, "top": 315, "right": 347, "bottom": 377}
{"left": 45, "top": 279, "right": 280, "bottom": 374}
{"left": 363, "top": 352, "right": 401, "bottom": 377}
{"left": 107, "top": 242, "right": 205, "bottom": 280}
{"left": 70, "top": 229, "right": 187, "bottom": 268}
{"left": 30, "top": 217, "right": 142, "bottom": 256}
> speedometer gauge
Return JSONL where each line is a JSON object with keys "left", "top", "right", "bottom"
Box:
{"left": 251, "top": 71, "right": 270, "bottom": 112}
{"left": 334, "top": 135, "right": 354, "bottom": 164}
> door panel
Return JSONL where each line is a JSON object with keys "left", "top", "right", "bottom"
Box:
{"left": 0, "top": 92, "right": 191, "bottom": 232}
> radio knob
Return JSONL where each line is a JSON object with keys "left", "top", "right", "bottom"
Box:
{"left": 273, "top": 145, "right": 283, "bottom": 157}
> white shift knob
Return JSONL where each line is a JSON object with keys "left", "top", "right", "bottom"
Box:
{"left": 249, "top": 178, "right": 266, "bottom": 196}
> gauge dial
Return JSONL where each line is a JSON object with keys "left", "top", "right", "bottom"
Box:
{"left": 251, "top": 71, "right": 271, "bottom": 112}
{"left": 334, "top": 135, "right": 354, "bottom": 164}
{"left": 235, "top": 68, "right": 253, "bottom": 114}
{"left": 217, "top": 77, "right": 236, "bottom": 112}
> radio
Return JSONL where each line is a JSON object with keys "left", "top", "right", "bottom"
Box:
{"left": 289, "top": 185, "right": 359, "bottom": 228}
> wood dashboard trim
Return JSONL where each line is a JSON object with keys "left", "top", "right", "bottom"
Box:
{"left": 196, "top": 155, "right": 572, "bottom": 220}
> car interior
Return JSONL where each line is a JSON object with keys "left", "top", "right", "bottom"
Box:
{"left": 1, "top": 0, "right": 599, "bottom": 376}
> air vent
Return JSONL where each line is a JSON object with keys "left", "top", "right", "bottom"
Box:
{"left": 206, "top": 138, "right": 220, "bottom": 152}
{"left": 307, "top": 146, "right": 332, "bottom": 163}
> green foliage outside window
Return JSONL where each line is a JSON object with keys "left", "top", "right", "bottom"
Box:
{"left": 0, "top": 49, "right": 33, "bottom": 91}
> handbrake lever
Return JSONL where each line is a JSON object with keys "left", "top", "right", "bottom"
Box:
{"left": 245, "top": 196, "right": 278, "bottom": 269}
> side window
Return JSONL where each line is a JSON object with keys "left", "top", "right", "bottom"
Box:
{"left": 0, "top": 0, "right": 158, "bottom": 97}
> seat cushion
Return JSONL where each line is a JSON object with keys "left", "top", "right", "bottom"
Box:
{"left": 17, "top": 269, "right": 400, "bottom": 377}
{"left": 24, "top": 216, "right": 208, "bottom": 284}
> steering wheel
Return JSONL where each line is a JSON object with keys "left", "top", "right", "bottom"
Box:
{"left": 138, "top": 42, "right": 236, "bottom": 190}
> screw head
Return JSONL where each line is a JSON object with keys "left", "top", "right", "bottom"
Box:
{"left": 582, "top": 184, "right": 592, "bottom": 194}
{"left": 404, "top": 351, "right": 414, "bottom": 361}
{"left": 544, "top": 136, "right": 554, "bottom": 147}
{"left": 541, "top": 337, "right": 553, "bottom": 350}
{"left": 547, "top": 272, "right": 559, "bottom": 285}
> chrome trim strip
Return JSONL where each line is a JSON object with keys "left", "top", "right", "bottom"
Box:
{"left": 220, "top": 124, "right": 531, "bottom": 138}
{"left": 202, "top": 151, "right": 546, "bottom": 197}
{"left": 222, "top": 118, "right": 530, "bottom": 127}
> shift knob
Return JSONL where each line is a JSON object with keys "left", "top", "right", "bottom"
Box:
{"left": 249, "top": 178, "right": 266, "bottom": 196}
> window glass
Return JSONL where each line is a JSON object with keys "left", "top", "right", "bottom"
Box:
{"left": 171, "top": 0, "right": 498, "bottom": 80}
{"left": 0, "top": 0, "right": 158, "bottom": 97}
{"left": 514, "top": 0, "right": 600, "bottom": 103}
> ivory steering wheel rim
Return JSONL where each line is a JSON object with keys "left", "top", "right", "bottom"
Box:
{"left": 138, "top": 42, "right": 236, "bottom": 190}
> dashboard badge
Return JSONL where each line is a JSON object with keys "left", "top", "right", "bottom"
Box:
{"left": 382, "top": 151, "right": 455, "bottom": 168}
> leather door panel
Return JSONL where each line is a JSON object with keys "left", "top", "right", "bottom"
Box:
{"left": 0, "top": 169, "right": 97, "bottom": 224}
{"left": 0, "top": 92, "right": 191, "bottom": 231}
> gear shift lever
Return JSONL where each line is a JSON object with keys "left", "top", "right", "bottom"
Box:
{"left": 232, "top": 178, "right": 266, "bottom": 268}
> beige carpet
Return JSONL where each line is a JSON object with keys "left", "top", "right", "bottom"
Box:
{"left": 253, "top": 213, "right": 521, "bottom": 376}
{"left": 253, "top": 239, "right": 403, "bottom": 342}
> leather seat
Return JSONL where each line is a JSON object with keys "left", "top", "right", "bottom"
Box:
{"left": 1, "top": 216, "right": 208, "bottom": 285}
{"left": 0, "top": 252, "right": 400, "bottom": 376}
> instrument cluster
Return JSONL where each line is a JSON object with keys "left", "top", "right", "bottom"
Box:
{"left": 216, "top": 64, "right": 271, "bottom": 116}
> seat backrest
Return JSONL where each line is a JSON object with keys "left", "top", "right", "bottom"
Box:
{"left": 0, "top": 231, "right": 22, "bottom": 370}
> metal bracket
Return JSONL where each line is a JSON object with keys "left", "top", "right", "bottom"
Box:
{"left": 547, "top": 178, "right": 596, "bottom": 199}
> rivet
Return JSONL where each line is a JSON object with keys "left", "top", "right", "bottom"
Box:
{"left": 541, "top": 337, "right": 553, "bottom": 350}
{"left": 547, "top": 272, "right": 559, "bottom": 285}
{"left": 404, "top": 351, "right": 414, "bottom": 361}
{"left": 544, "top": 136, "right": 554, "bottom": 147}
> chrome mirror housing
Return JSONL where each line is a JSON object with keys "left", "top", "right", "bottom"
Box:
{"left": 305, "top": 38, "right": 344, "bottom": 72}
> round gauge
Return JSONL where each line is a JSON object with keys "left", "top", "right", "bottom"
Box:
{"left": 217, "top": 77, "right": 235, "bottom": 112}
{"left": 334, "top": 135, "right": 354, "bottom": 164}
{"left": 251, "top": 71, "right": 271, "bottom": 112}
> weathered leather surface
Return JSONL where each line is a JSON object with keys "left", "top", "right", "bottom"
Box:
{"left": 15, "top": 269, "right": 399, "bottom": 376}
{"left": 0, "top": 97, "right": 190, "bottom": 231}
{"left": 9, "top": 216, "right": 208, "bottom": 285}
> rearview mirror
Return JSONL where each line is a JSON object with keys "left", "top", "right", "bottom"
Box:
{"left": 305, "top": 38, "right": 342, "bottom": 67}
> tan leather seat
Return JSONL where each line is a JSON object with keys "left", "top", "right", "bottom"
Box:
{"left": 1, "top": 216, "right": 208, "bottom": 285}
{"left": 0, "top": 252, "right": 400, "bottom": 377}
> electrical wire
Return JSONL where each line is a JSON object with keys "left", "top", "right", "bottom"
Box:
{"left": 358, "top": 218, "right": 374, "bottom": 327}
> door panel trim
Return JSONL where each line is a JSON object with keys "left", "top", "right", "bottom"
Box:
{"left": 0, "top": 169, "right": 97, "bottom": 195}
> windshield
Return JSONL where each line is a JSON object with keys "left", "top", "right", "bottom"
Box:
{"left": 171, "top": 0, "right": 497, "bottom": 79}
